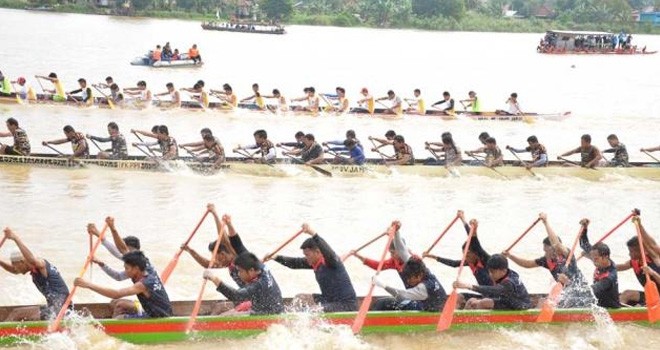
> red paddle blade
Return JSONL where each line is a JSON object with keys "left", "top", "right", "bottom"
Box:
{"left": 645, "top": 281, "right": 660, "bottom": 323}
{"left": 352, "top": 284, "right": 376, "bottom": 334}
{"left": 160, "top": 253, "right": 180, "bottom": 285}
{"left": 436, "top": 290, "right": 458, "bottom": 332}
{"left": 537, "top": 282, "right": 563, "bottom": 323}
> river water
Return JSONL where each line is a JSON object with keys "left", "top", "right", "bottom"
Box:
{"left": 1, "top": 8, "right": 660, "bottom": 350}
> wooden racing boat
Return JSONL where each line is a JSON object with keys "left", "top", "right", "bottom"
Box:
{"left": 538, "top": 30, "right": 656, "bottom": 55}
{"left": 0, "top": 299, "right": 655, "bottom": 346}
{"left": 201, "top": 21, "right": 285, "bottom": 35}
{"left": 1, "top": 154, "right": 658, "bottom": 181}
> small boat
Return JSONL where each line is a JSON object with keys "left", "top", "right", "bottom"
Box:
{"left": 201, "top": 21, "right": 285, "bottom": 35}
{"left": 1, "top": 154, "right": 658, "bottom": 181}
{"left": 130, "top": 52, "right": 203, "bottom": 68}
{"left": 538, "top": 30, "right": 656, "bottom": 55}
{"left": 24, "top": 5, "right": 56, "bottom": 12}
{"left": 0, "top": 299, "right": 655, "bottom": 346}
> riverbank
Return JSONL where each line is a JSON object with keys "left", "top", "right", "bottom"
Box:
{"left": 4, "top": 1, "right": 660, "bottom": 34}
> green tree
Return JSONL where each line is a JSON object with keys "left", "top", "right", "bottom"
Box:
{"left": 260, "top": 0, "right": 293, "bottom": 20}
{"left": 438, "top": 0, "right": 465, "bottom": 19}
{"left": 358, "top": 0, "right": 411, "bottom": 26}
{"left": 131, "top": 0, "right": 151, "bottom": 11}
{"left": 412, "top": 0, "right": 441, "bottom": 18}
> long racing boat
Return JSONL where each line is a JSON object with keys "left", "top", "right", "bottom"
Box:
{"left": 1, "top": 154, "right": 658, "bottom": 181}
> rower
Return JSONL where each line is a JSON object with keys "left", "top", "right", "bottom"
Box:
{"left": 375, "top": 90, "right": 402, "bottom": 115}
{"left": 87, "top": 122, "right": 128, "bottom": 160}
{"left": 325, "top": 139, "right": 366, "bottom": 165}
{"left": 640, "top": 146, "right": 660, "bottom": 153}
{"left": 503, "top": 213, "right": 593, "bottom": 308}
{"left": 424, "top": 213, "right": 493, "bottom": 307}
{"left": 190, "top": 134, "right": 225, "bottom": 168}
{"left": 154, "top": 83, "right": 181, "bottom": 109}
{"left": 465, "top": 137, "right": 503, "bottom": 167}
{"left": 97, "top": 76, "right": 114, "bottom": 89}
{"left": 276, "top": 131, "right": 305, "bottom": 151}
{"left": 75, "top": 250, "right": 172, "bottom": 318}
{"left": 203, "top": 252, "right": 285, "bottom": 315}
{"left": 603, "top": 134, "right": 629, "bottom": 167}
{"left": 187, "top": 44, "right": 202, "bottom": 64}
{"left": 0, "top": 117, "right": 31, "bottom": 156}
{"left": 326, "top": 87, "right": 349, "bottom": 113}
{"left": 369, "top": 130, "right": 397, "bottom": 154}
{"left": 270, "top": 223, "right": 357, "bottom": 312}
{"left": 324, "top": 129, "right": 363, "bottom": 151}
{"left": 558, "top": 134, "right": 602, "bottom": 168}
{"left": 233, "top": 129, "right": 276, "bottom": 164}
{"left": 0, "top": 70, "right": 10, "bottom": 96}
{"left": 575, "top": 219, "right": 621, "bottom": 308}
{"left": 210, "top": 84, "right": 238, "bottom": 109}
{"left": 0, "top": 227, "right": 70, "bottom": 321}
{"left": 425, "top": 132, "right": 462, "bottom": 166}
{"left": 495, "top": 92, "right": 522, "bottom": 116}
{"left": 460, "top": 90, "right": 481, "bottom": 115}
{"left": 404, "top": 89, "right": 426, "bottom": 115}
{"left": 68, "top": 78, "right": 93, "bottom": 106}
{"left": 262, "top": 89, "right": 288, "bottom": 112}
{"left": 283, "top": 133, "right": 324, "bottom": 165}
{"left": 385, "top": 135, "right": 414, "bottom": 166}
{"left": 131, "top": 125, "right": 178, "bottom": 160}
{"left": 290, "top": 87, "right": 320, "bottom": 113}
{"left": 42, "top": 125, "right": 89, "bottom": 159}
{"left": 453, "top": 254, "right": 531, "bottom": 310}
{"left": 35, "top": 72, "right": 66, "bottom": 102}
{"left": 108, "top": 84, "right": 124, "bottom": 105}
{"left": 180, "top": 80, "right": 208, "bottom": 108}
{"left": 617, "top": 215, "right": 660, "bottom": 306}
{"left": 506, "top": 135, "right": 548, "bottom": 168}
{"left": 123, "top": 81, "right": 152, "bottom": 108}
{"left": 239, "top": 83, "right": 266, "bottom": 110}
{"left": 11, "top": 77, "right": 36, "bottom": 102}
{"left": 431, "top": 91, "right": 455, "bottom": 115}
{"left": 355, "top": 87, "right": 375, "bottom": 114}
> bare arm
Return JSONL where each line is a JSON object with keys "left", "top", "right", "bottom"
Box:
{"left": 559, "top": 147, "right": 580, "bottom": 158}
{"left": 183, "top": 247, "right": 211, "bottom": 268}
{"left": 0, "top": 260, "right": 17, "bottom": 274}
{"left": 616, "top": 260, "right": 632, "bottom": 272}
{"left": 504, "top": 252, "right": 538, "bottom": 268}
{"left": 540, "top": 214, "right": 569, "bottom": 257}
{"left": 106, "top": 218, "right": 129, "bottom": 255}
{"left": 6, "top": 229, "right": 46, "bottom": 273}
{"left": 76, "top": 278, "right": 146, "bottom": 299}
{"left": 45, "top": 138, "right": 69, "bottom": 145}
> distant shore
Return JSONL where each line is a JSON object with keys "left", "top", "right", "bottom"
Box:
{"left": 4, "top": 2, "right": 660, "bottom": 35}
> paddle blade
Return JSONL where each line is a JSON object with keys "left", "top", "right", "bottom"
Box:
{"left": 186, "top": 279, "right": 208, "bottom": 334}
{"left": 645, "top": 280, "right": 660, "bottom": 323}
{"left": 436, "top": 290, "right": 458, "bottom": 332}
{"left": 536, "top": 282, "right": 563, "bottom": 323}
{"left": 108, "top": 99, "right": 115, "bottom": 110}
{"left": 352, "top": 284, "right": 375, "bottom": 334}
{"left": 159, "top": 251, "right": 181, "bottom": 285}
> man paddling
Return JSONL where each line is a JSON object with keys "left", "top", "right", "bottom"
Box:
{"left": 603, "top": 134, "right": 629, "bottom": 167}
{"left": 326, "top": 139, "right": 365, "bottom": 165}
{"left": 0, "top": 117, "right": 31, "bottom": 156}
{"left": 290, "top": 87, "right": 320, "bottom": 113}
{"left": 123, "top": 81, "right": 152, "bottom": 108}
{"left": 263, "top": 89, "right": 288, "bottom": 113}
{"left": 154, "top": 83, "right": 181, "bottom": 109}
{"left": 189, "top": 134, "right": 226, "bottom": 168}
{"left": 0, "top": 228, "right": 70, "bottom": 321}
{"left": 425, "top": 132, "right": 462, "bottom": 166}
{"left": 277, "top": 131, "right": 305, "bottom": 151}
{"left": 384, "top": 135, "right": 414, "bottom": 166}
{"left": 210, "top": 84, "right": 238, "bottom": 109}
{"left": 324, "top": 130, "right": 363, "bottom": 151}
{"left": 131, "top": 125, "right": 178, "bottom": 160}
{"left": 495, "top": 92, "right": 523, "bottom": 116}
{"left": 460, "top": 90, "right": 481, "bottom": 114}
{"left": 87, "top": 122, "right": 128, "bottom": 160}
{"left": 75, "top": 250, "right": 172, "bottom": 318}
{"left": 617, "top": 216, "right": 660, "bottom": 306}
{"left": 239, "top": 83, "right": 266, "bottom": 111}
{"left": 558, "top": 134, "right": 602, "bottom": 168}
{"left": 35, "top": 72, "right": 66, "bottom": 102}
{"left": 233, "top": 129, "right": 276, "bottom": 164}
{"left": 375, "top": 90, "right": 402, "bottom": 115}
{"left": 42, "top": 125, "right": 89, "bottom": 159}
{"left": 355, "top": 87, "right": 375, "bottom": 114}
{"left": 465, "top": 137, "right": 503, "bottom": 168}
{"left": 506, "top": 135, "right": 548, "bottom": 168}
{"left": 68, "top": 78, "right": 94, "bottom": 106}
{"left": 283, "top": 133, "right": 324, "bottom": 165}
{"left": 270, "top": 223, "right": 357, "bottom": 312}
{"left": 404, "top": 89, "right": 426, "bottom": 115}
{"left": 431, "top": 91, "right": 455, "bottom": 115}
{"left": 180, "top": 80, "right": 208, "bottom": 108}
{"left": 369, "top": 130, "right": 396, "bottom": 155}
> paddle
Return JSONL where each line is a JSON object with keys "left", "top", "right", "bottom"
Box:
{"left": 437, "top": 222, "right": 477, "bottom": 331}
{"left": 423, "top": 214, "right": 461, "bottom": 255}
{"left": 262, "top": 228, "right": 305, "bottom": 262}
{"left": 161, "top": 209, "right": 211, "bottom": 284}
{"left": 503, "top": 218, "right": 542, "bottom": 253}
{"left": 134, "top": 144, "right": 164, "bottom": 166}
{"left": 89, "top": 137, "right": 103, "bottom": 153}
{"left": 466, "top": 153, "right": 509, "bottom": 180}
{"left": 352, "top": 222, "right": 398, "bottom": 334}
{"left": 577, "top": 212, "right": 636, "bottom": 261}
{"left": 10, "top": 82, "right": 23, "bottom": 105}
{"left": 48, "top": 223, "right": 108, "bottom": 332}
{"left": 92, "top": 84, "right": 115, "bottom": 110}
{"left": 425, "top": 146, "right": 460, "bottom": 177}
{"left": 557, "top": 156, "right": 581, "bottom": 167}
{"left": 234, "top": 148, "right": 275, "bottom": 168}
{"left": 633, "top": 219, "right": 660, "bottom": 322}
{"left": 341, "top": 232, "right": 387, "bottom": 262}
{"left": 507, "top": 148, "right": 538, "bottom": 177}
{"left": 642, "top": 150, "right": 660, "bottom": 163}
{"left": 536, "top": 224, "right": 585, "bottom": 323}
{"left": 368, "top": 138, "right": 387, "bottom": 162}
{"left": 185, "top": 217, "right": 225, "bottom": 334}
{"left": 42, "top": 143, "right": 85, "bottom": 167}
{"left": 283, "top": 153, "right": 332, "bottom": 178}
{"left": 376, "top": 100, "right": 398, "bottom": 116}
{"left": 180, "top": 146, "right": 207, "bottom": 167}
{"left": 34, "top": 75, "right": 46, "bottom": 94}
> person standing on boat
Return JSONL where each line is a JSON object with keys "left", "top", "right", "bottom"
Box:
{"left": 240, "top": 83, "right": 266, "bottom": 111}
{"left": 558, "top": 134, "right": 602, "bottom": 168}
{"left": 277, "top": 131, "right": 305, "bottom": 152}
{"left": 460, "top": 91, "right": 481, "bottom": 115}
{"left": 42, "top": 125, "right": 89, "bottom": 159}
{"left": 154, "top": 83, "right": 181, "bottom": 109}
{"left": 404, "top": 89, "right": 426, "bottom": 115}
{"left": 0, "top": 117, "right": 31, "bottom": 156}
{"left": 269, "top": 223, "right": 357, "bottom": 312}
{"left": 506, "top": 135, "right": 548, "bottom": 169}
{"left": 35, "top": 72, "right": 66, "bottom": 102}
{"left": 465, "top": 137, "right": 503, "bottom": 168}
{"left": 503, "top": 213, "right": 594, "bottom": 308}
{"left": 131, "top": 125, "right": 178, "bottom": 160}
{"left": 495, "top": 93, "right": 523, "bottom": 116}
{"left": 574, "top": 219, "right": 621, "bottom": 308}
{"left": 431, "top": 91, "right": 455, "bottom": 115}
{"left": 187, "top": 44, "right": 201, "bottom": 64}
{"left": 0, "top": 228, "right": 70, "bottom": 321}
{"left": 454, "top": 254, "right": 532, "bottom": 311}
{"left": 75, "top": 250, "right": 172, "bottom": 318}
{"left": 375, "top": 90, "right": 403, "bottom": 115}
{"left": 282, "top": 133, "right": 324, "bottom": 165}
{"left": 355, "top": 87, "right": 376, "bottom": 114}
{"left": 233, "top": 129, "right": 276, "bottom": 164}
{"left": 123, "top": 81, "right": 152, "bottom": 109}
{"left": 425, "top": 132, "right": 463, "bottom": 166}
{"left": 603, "top": 134, "right": 629, "bottom": 167}
{"left": 617, "top": 215, "right": 660, "bottom": 306}
{"left": 67, "top": 78, "right": 93, "bottom": 106}
{"left": 87, "top": 122, "right": 128, "bottom": 160}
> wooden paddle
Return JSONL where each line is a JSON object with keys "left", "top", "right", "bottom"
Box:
{"left": 10, "top": 82, "right": 23, "bottom": 105}
{"left": 557, "top": 156, "right": 581, "bottom": 167}
{"left": 161, "top": 209, "right": 211, "bottom": 284}
{"left": 48, "top": 224, "right": 108, "bottom": 332}
{"left": 283, "top": 153, "right": 332, "bottom": 178}
{"left": 42, "top": 143, "right": 85, "bottom": 167}
{"left": 368, "top": 138, "right": 387, "bottom": 162}
{"left": 34, "top": 75, "right": 46, "bottom": 94}
{"left": 423, "top": 214, "right": 461, "bottom": 255}
{"left": 503, "top": 218, "right": 542, "bottom": 253}
{"left": 576, "top": 212, "right": 636, "bottom": 261}
{"left": 633, "top": 219, "right": 660, "bottom": 322}
{"left": 466, "top": 153, "right": 509, "bottom": 180}
{"left": 642, "top": 150, "right": 660, "bottom": 163}
{"left": 92, "top": 84, "right": 115, "bottom": 110}
{"left": 262, "top": 228, "right": 305, "bottom": 262}
{"left": 0, "top": 237, "right": 7, "bottom": 251}
{"left": 352, "top": 222, "right": 398, "bottom": 334}
{"left": 185, "top": 217, "right": 225, "bottom": 334}
{"left": 89, "top": 137, "right": 103, "bottom": 153}
{"left": 341, "top": 231, "right": 387, "bottom": 262}
{"left": 437, "top": 223, "right": 477, "bottom": 331}
{"left": 536, "top": 224, "right": 585, "bottom": 323}
{"left": 507, "top": 148, "right": 537, "bottom": 177}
